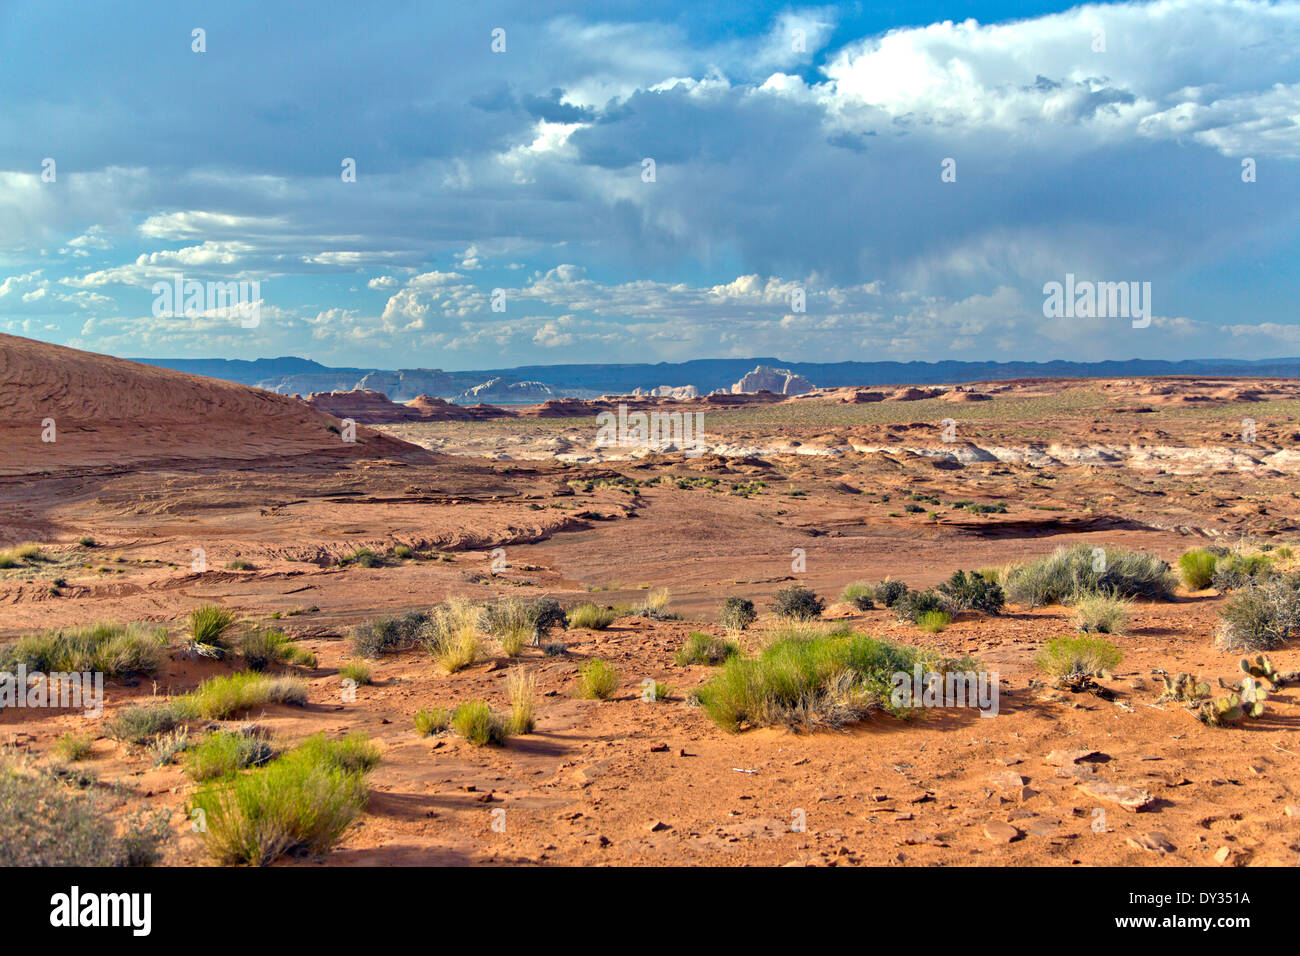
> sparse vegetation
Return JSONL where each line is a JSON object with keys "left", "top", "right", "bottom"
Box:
{"left": 1215, "top": 576, "right": 1300, "bottom": 652}
{"left": 873, "top": 578, "right": 910, "bottom": 608}
{"left": 1177, "top": 548, "right": 1219, "bottom": 590}
{"left": 694, "top": 631, "right": 964, "bottom": 732}
{"left": 916, "top": 610, "right": 951, "bottom": 633}
{"left": 238, "top": 628, "right": 310, "bottom": 671}
{"left": 567, "top": 602, "right": 618, "bottom": 630}
{"left": 840, "top": 581, "right": 875, "bottom": 611}
{"left": 189, "top": 604, "right": 237, "bottom": 649}
{"left": 575, "top": 658, "right": 620, "bottom": 699}
{"left": 105, "top": 702, "right": 186, "bottom": 745}
{"left": 426, "top": 599, "right": 484, "bottom": 672}
{"left": 339, "top": 661, "right": 372, "bottom": 685}
{"left": 506, "top": 667, "right": 537, "bottom": 734}
{"left": 1211, "top": 552, "right": 1274, "bottom": 592}
{"left": 675, "top": 631, "right": 739, "bottom": 666}
{"left": 52, "top": 731, "right": 94, "bottom": 762}
{"left": 451, "top": 700, "right": 510, "bottom": 745}
{"left": 1074, "top": 594, "right": 1131, "bottom": 634}
{"left": 1004, "top": 544, "right": 1175, "bottom": 607}
{"left": 770, "top": 585, "right": 825, "bottom": 621}
{"left": 632, "top": 587, "right": 674, "bottom": 620}
{"left": 719, "top": 596, "right": 758, "bottom": 631}
{"left": 483, "top": 596, "right": 535, "bottom": 655}
{"left": 350, "top": 610, "right": 428, "bottom": 658}
{"left": 414, "top": 706, "right": 451, "bottom": 736}
{"left": 937, "top": 570, "right": 1005, "bottom": 615}
{"left": 226, "top": 559, "right": 255, "bottom": 571}
{"left": 185, "top": 728, "right": 275, "bottom": 781}
{"left": 185, "top": 672, "right": 308, "bottom": 719}
{"left": 895, "top": 589, "right": 946, "bottom": 623}
{"left": 1035, "top": 635, "right": 1123, "bottom": 682}
{"left": 0, "top": 622, "right": 167, "bottom": 678}
{"left": 0, "top": 542, "right": 44, "bottom": 569}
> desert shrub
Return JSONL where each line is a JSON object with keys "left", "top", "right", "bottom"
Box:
{"left": 719, "top": 597, "right": 758, "bottom": 631}
{"left": 105, "top": 703, "right": 186, "bottom": 745}
{"left": 1211, "top": 552, "right": 1274, "bottom": 593}
{"left": 1215, "top": 576, "right": 1300, "bottom": 652}
{"left": 0, "top": 542, "right": 44, "bottom": 568}
{"left": 873, "top": 578, "right": 910, "bottom": 607}
{"left": 451, "top": 701, "right": 510, "bottom": 746}
{"left": 938, "top": 570, "right": 1005, "bottom": 614}
{"left": 350, "top": 610, "right": 428, "bottom": 658}
{"left": 839, "top": 582, "right": 875, "bottom": 611}
{"left": 1035, "top": 635, "right": 1123, "bottom": 681}
{"left": 391, "top": 544, "right": 413, "bottom": 559}
{"left": 895, "top": 589, "right": 946, "bottom": 623}
{"left": 1004, "top": 545, "right": 1175, "bottom": 607}
{"left": 632, "top": 588, "right": 675, "bottom": 620}
{"left": 186, "top": 672, "right": 308, "bottom": 719}
{"left": 414, "top": 707, "right": 451, "bottom": 736}
{"left": 78, "top": 536, "right": 97, "bottom": 548}
{"left": 506, "top": 668, "right": 537, "bottom": 734}
{"left": 1074, "top": 594, "right": 1130, "bottom": 634}
{"left": 426, "top": 599, "right": 483, "bottom": 673}
{"left": 674, "top": 632, "right": 740, "bottom": 666}
{"left": 147, "top": 727, "right": 192, "bottom": 767}
{"left": 185, "top": 728, "right": 275, "bottom": 782}
{"left": 1177, "top": 549, "right": 1219, "bottom": 590}
{"left": 342, "top": 547, "right": 381, "bottom": 568}
{"left": 0, "top": 761, "right": 169, "bottom": 866}
{"left": 575, "top": 658, "right": 620, "bottom": 699}
{"left": 339, "top": 662, "right": 372, "bottom": 685}
{"left": 770, "top": 585, "right": 825, "bottom": 621}
{"left": 188, "top": 737, "right": 373, "bottom": 865}
{"left": 542, "top": 641, "right": 567, "bottom": 657}
{"left": 0, "top": 622, "right": 167, "bottom": 678}
{"left": 295, "top": 733, "right": 381, "bottom": 776}
{"left": 226, "top": 559, "right": 255, "bottom": 571}
{"left": 567, "top": 602, "right": 617, "bottom": 630}
{"left": 916, "top": 610, "right": 951, "bottom": 633}
{"left": 694, "top": 631, "right": 963, "bottom": 732}
{"left": 644, "top": 680, "right": 673, "bottom": 702}
{"left": 239, "top": 628, "right": 295, "bottom": 671}
{"left": 189, "top": 605, "right": 236, "bottom": 649}
{"left": 53, "top": 731, "right": 94, "bottom": 762}
{"left": 483, "top": 597, "right": 534, "bottom": 655}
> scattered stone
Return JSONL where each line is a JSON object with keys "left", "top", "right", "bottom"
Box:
{"left": 1128, "top": 832, "right": 1176, "bottom": 855}
{"left": 649, "top": 743, "right": 669, "bottom": 752}
{"left": 989, "top": 771, "right": 1026, "bottom": 792}
{"left": 984, "top": 821, "right": 1022, "bottom": 844}
{"left": 1214, "top": 846, "right": 1234, "bottom": 865}
{"left": 647, "top": 821, "right": 671, "bottom": 832}
{"left": 1079, "top": 780, "right": 1156, "bottom": 812}
{"left": 1284, "top": 805, "right": 1300, "bottom": 818}
{"left": 1047, "top": 749, "right": 1106, "bottom": 766}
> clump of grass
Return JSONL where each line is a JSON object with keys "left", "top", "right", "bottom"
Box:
{"left": 719, "top": 596, "right": 757, "bottom": 632}
{"left": 339, "top": 661, "right": 372, "bottom": 685}
{"left": 1004, "top": 544, "right": 1175, "bottom": 608}
{"left": 916, "top": 610, "right": 951, "bottom": 633}
{"left": 839, "top": 582, "right": 875, "bottom": 611}
{"left": 295, "top": 732, "right": 381, "bottom": 775}
{"left": 895, "top": 589, "right": 947, "bottom": 623}
{"left": 188, "top": 736, "right": 374, "bottom": 865}
{"left": 1212, "top": 552, "right": 1275, "bottom": 592}
{"left": 186, "top": 672, "right": 308, "bottom": 719}
{"left": 341, "top": 547, "right": 382, "bottom": 568}
{"left": 1177, "top": 549, "right": 1218, "bottom": 590}
{"left": 632, "top": 588, "right": 675, "bottom": 620}
{"left": 189, "top": 605, "right": 237, "bottom": 649}
{"left": 349, "top": 610, "right": 428, "bottom": 658}
{"left": 238, "top": 628, "right": 303, "bottom": 671}
{"left": 185, "top": 728, "right": 275, "bottom": 782}
{"left": 451, "top": 700, "right": 510, "bottom": 746}
{"left": 483, "top": 596, "right": 534, "bottom": 655}
{"left": 567, "top": 602, "right": 618, "bottom": 630}
{"left": 575, "top": 658, "right": 620, "bottom": 700}
{"left": 0, "top": 542, "right": 44, "bottom": 568}
{"left": 105, "top": 702, "right": 186, "bottom": 745}
{"left": 147, "top": 727, "right": 192, "bottom": 767}
{"left": 694, "top": 631, "right": 962, "bottom": 732}
{"left": 770, "top": 585, "right": 825, "bottom": 621}
{"left": 52, "top": 731, "right": 94, "bottom": 762}
{"left": 644, "top": 680, "right": 673, "bottom": 702}
{"left": 1074, "top": 594, "right": 1131, "bottom": 634}
{"left": 226, "top": 559, "right": 255, "bottom": 571}
{"left": 78, "top": 536, "right": 97, "bottom": 548}
{"left": 0, "top": 760, "right": 169, "bottom": 865}
{"left": 542, "top": 641, "right": 567, "bottom": 656}
{"left": 414, "top": 707, "right": 451, "bottom": 737}
{"left": 506, "top": 668, "right": 537, "bottom": 734}
{"left": 674, "top": 632, "right": 739, "bottom": 666}
{"left": 0, "top": 622, "right": 167, "bottom": 678}
{"left": 1215, "top": 576, "right": 1300, "bottom": 652}
{"left": 426, "top": 599, "right": 484, "bottom": 673}
{"left": 391, "top": 544, "right": 413, "bottom": 559}
{"left": 873, "top": 578, "right": 910, "bottom": 607}
{"left": 1035, "top": 635, "right": 1123, "bottom": 681}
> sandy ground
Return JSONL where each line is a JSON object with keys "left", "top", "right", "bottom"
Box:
{"left": 4, "top": 335, "right": 1300, "bottom": 866}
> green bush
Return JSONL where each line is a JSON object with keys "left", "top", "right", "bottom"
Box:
{"left": 873, "top": 579, "right": 910, "bottom": 607}
{"left": 451, "top": 701, "right": 510, "bottom": 746}
{"left": 105, "top": 702, "right": 186, "bottom": 745}
{"left": 895, "top": 589, "right": 946, "bottom": 623}
{"left": 575, "top": 659, "right": 620, "bottom": 699}
{"left": 719, "top": 596, "right": 758, "bottom": 631}
{"left": 1035, "top": 635, "right": 1123, "bottom": 681}
{"left": 1215, "top": 576, "right": 1300, "bottom": 652}
{"left": 188, "top": 738, "right": 373, "bottom": 865}
{"left": 0, "top": 622, "right": 167, "bottom": 678}
{"left": 1074, "top": 594, "right": 1130, "bottom": 634}
{"left": 694, "top": 631, "right": 964, "bottom": 732}
{"left": 185, "top": 729, "right": 275, "bottom": 782}
{"left": 53, "top": 731, "right": 94, "bottom": 762}
{"left": 916, "top": 610, "right": 951, "bottom": 633}
{"left": 1004, "top": 544, "right": 1174, "bottom": 607}
{"left": 770, "top": 585, "right": 825, "bottom": 621}
{"left": 238, "top": 628, "right": 297, "bottom": 671}
{"left": 566, "top": 603, "right": 617, "bottom": 630}
{"left": 839, "top": 582, "right": 875, "bottom": 611}
{"left": 189, "top": 605, "right": 237, "bottom": 648}
{"left": 937, "top": 570, "right": 1005, "bottom": 614}
{"left": 349, "top": 611, "right": 428, "bottom": 658}
{"left": 1177, "top": 549, "right": 1219, "bottom": 589}
{"left": 1212, "top": 553, "right": 1274, "bottom": 593}
{"left": 186, "top": 672, "right": 308, "bottom": 719}
{"left": 674, "top": 632, "right": 740, "bottom": 666}
{"left": 414, "top": 707, "right": 451, "bottom": 736}
{"left": 339, "top": 662, "right": 372, "bottom": 685}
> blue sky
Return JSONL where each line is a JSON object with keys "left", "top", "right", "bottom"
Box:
{"left": 2, "top": 0, "right": 1298, "bottom": 369}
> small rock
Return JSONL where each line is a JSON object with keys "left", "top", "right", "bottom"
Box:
{"left": 989, "top": 771, "right": 1027, "bottom": 792}
{"left": 1047, "top": 749, "right": 1106, "bottom": 766}
{"left": 647, "top": 821, "right": 671, "bottom": 832}
{"left": 1079, "top": 780, "right": 1156, "bottom": 812}
{"left": 1284, "top": 805, "right": 1300, "bottom": 818}
{"left": 649, "top": 743, "right": 669, "bottom": 753}
{"left": 1214, "top": 846, "right": 1234, "bottom": 864}
{"left": 1128, "top": 832, "right": 1175, "bottom": 855}
{"left": 984, "top": 821, "right": 1021, "bottom": 843}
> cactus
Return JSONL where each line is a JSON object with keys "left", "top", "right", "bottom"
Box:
{"left": 1238, "top": 655, "right": 1300, "bottom": 688}
{"left": 1197, "top": 682, "right": 1267, "bottom": 726}
{"left": 1156, "top": 670, "right": 1211, "bottom": 703}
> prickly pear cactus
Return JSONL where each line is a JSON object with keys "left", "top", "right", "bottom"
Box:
{"left": 1158, "top": 671, "right": 1211, "bottom": 703}
{"left": 1239, "top": 655, "right": 1300, "bottom": 688}
{"left": 1197, "top": 693, "right": 1245, "bottom": 727}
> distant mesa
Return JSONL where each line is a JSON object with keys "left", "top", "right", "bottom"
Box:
{"left": 304, "top": 389, "right": 510, "bottom": 423}
{"left": 731, "top": 365, "right": 814, "bottom": 395}
{"left": 631, "top": 384, "right": 699, "bottom": 400}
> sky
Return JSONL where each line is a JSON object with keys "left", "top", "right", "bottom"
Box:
{"left": 1, "top": 0, "right": 1298, "bottom": 370}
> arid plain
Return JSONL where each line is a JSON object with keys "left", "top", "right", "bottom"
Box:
{"left": 5, "top": 333, "right": 1300, "bottom": 866}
